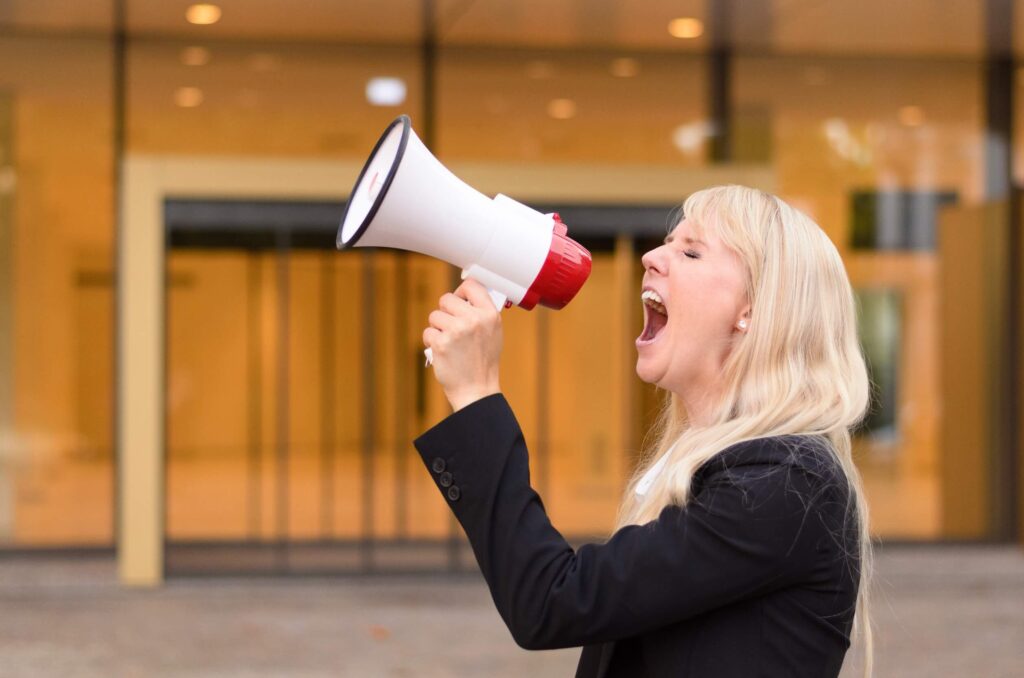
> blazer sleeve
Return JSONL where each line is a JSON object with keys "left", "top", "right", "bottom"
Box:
{"left": 414, "top": 393, "right": 837, "bottom": 651}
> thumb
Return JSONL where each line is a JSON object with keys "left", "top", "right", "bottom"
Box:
{"left": 455, "top": 278, "right": 498, "bottom": 310}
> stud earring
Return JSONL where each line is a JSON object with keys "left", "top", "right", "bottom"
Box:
{"left": 738, "top": 319, "right": 748, "bottom": 330}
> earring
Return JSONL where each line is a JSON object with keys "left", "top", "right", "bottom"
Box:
{"left": 737, "top": 319, "right": 748, "bottom": 330}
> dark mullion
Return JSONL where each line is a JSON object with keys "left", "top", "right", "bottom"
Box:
{"left": 707, "top": 0, "right": 733, "bottom": 163}
{"left": 360, "top": 251, "right": 377, "bottom": 572}
{"left": 320, "top": 255, "right": 336, "bottom": 538}
{"left": 984, "top": 0, "right": 1019, "bottom": 541}
{"left": 111, "top": 0, "right": 128, "bottom": 561}
{"left": 395, "top": 254, "right": 409, "bottom": 540}
{"left": 274, "top": 229, "right": 291, "bottom": 572}
{"left": 246, "top": 253, "right": 263, "bottom": 540}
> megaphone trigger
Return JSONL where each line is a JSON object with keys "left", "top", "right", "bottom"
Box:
{"left": 457, "top": 268, "right": 510, "bottom": 312}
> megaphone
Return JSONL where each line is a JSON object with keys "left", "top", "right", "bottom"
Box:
{"left": 337, "top": 115, "right": 592, "bottom": 317}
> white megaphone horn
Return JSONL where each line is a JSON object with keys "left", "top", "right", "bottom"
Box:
{"left": 337, "top": 115, "right": 592, "bottom": 366}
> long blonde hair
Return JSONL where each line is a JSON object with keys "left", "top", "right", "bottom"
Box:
{"left": 617, "top": 185, "right": 874, "bottom": 677}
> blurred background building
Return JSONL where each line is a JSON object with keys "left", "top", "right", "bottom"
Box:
{"left": 0, "top": 0, "right": 1021, "bottom": 586}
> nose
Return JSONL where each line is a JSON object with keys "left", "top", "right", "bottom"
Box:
{"left": 641, "top": 244, "right": 668, "bottom": 276}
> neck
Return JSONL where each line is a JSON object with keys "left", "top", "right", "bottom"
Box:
{"left": 676, "top": 384, "right": 721, "bottom": 429}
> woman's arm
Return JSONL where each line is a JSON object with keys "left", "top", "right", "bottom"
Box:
{"left": 414, "top": 393, "right": 843, "bottom": 650}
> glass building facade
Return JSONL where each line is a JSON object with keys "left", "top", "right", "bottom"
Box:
{"left": 0, "top": 0, "right": 1021, "bottom": 582}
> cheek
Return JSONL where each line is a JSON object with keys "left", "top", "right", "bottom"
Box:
{"left": 668, "top": 277, "right": 734, "bottom": 333}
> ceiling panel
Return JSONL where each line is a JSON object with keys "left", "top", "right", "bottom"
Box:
{"left": 0, "top": 0, "right": 996, "bottom": 58}
{"left": 126, "top": 0, "right": 421, "bottom": 42}
{"left": 759, "top": 0, "right": 983, "bottom": 57}
{"left": 0, "top": 0, "right": 114, "bottom": 33}
{"left": 438, "top": 0, "right": 710, "bottom": 52}
{"left": 126, "top": 38, "right": 422, "bottom": 156}
{"left": 442, "top": 0, "right": 984, "bottom": 57}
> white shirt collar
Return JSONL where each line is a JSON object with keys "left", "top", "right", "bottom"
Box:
{"left": 635, "top": 441, "right": 679, "bottom": 497}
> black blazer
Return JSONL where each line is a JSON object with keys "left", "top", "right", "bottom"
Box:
{"left": 414, "top": 394, "right": 860, "bottom": 678}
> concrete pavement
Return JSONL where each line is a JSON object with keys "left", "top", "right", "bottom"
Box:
{"left": 0, "top": 544, "right": 1021, "bottom": 677}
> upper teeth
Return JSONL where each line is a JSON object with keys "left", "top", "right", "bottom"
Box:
{"left": 642, "top": 290, "right": 663, "bottom": 304}
{"left": 641, "top": 290, "right": 667, "bottom": 313}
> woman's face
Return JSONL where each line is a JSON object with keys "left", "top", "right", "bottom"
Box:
{"left": 636, "top": 218, "right": 750, "bottom": 400}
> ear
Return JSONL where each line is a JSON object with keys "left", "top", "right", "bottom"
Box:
{"left": 735, "top": 304, "right": 752, "bottom": 332}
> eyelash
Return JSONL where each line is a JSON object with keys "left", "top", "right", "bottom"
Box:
{"left": 662, "top": 241, "right": 701, "bottom": 259}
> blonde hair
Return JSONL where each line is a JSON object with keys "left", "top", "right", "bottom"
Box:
{"left": 617, "top": 185, "right": 874, "bottom": 677}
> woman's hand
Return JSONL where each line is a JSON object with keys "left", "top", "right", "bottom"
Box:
{"left": 422, "top": 278, "right": 503, "bottom": 412}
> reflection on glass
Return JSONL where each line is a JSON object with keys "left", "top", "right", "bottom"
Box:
{"left": 855, "top": 288, "right": 902, "bottom": 442}
{"left": 850, "top": 190, "right": 958, "bottom": 251}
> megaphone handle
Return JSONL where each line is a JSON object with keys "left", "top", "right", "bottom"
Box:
{"left": 424, "top": 288, "right": 508, "bottom": 367}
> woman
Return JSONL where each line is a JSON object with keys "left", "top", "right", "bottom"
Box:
{"left": 417, "top": 185, "right": 873, "bottom": 678}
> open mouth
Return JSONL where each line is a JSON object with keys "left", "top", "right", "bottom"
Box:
{"left": 638, "top": 289, "right": 668, "bottom": 345}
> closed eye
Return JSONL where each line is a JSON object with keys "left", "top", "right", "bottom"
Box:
{"left": 683, "top": 250, "right": 701, "bottom": 260}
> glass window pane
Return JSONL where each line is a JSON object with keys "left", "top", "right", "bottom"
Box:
{"left": 439, "top": 47, "right": 708, "bottom": 164}
{"left": 0, "top": 36, "right": 115, "bottom": 546}
{"left": 735, "top": 54, "right": 985, "bottom": 538}
{"left": 128, "top": 40, "right": 422, "bottom": 158}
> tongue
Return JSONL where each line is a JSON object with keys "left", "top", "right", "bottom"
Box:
{"left": 642, "top": 309, "right": 668, "bottom": 341}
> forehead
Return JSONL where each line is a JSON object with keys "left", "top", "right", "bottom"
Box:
{"left": 665, "top": 218, "right": 714, "bottom": 246}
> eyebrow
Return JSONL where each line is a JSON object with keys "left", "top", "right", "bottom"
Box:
{"left": 664, "top": 234, "right": 707, "bottom": 247}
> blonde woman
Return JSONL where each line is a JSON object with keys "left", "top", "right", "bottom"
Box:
{"left": 417, "top": 185, "right": 873, "bottom": 678}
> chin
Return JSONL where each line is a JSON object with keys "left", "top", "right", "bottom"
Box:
{"left": 635, "top": 356, "right": 663, "bottom": 386}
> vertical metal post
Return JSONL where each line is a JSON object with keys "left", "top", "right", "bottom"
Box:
{"left": 111, "top": 0, "right": 128, "bottom": 560}
{"left": 421, "top": 0, "right": 438, "bottom": 150}
{"left": 360, "top": 251, "right": 376, "bottom": 571}
{"left": 320, "top": 255, "right": 336, "bottom": 538}
{"left": 984, "top": 0, "right": 1019, "bottom": 541}
{"left": 536, "top": 311, "right": 550, "bottom": 500}
{"left": 421, "top": 0, "right": 459, "bottom": 572}
{"left": 394, "top": 259, "right": 409, "bottom": 540}
{"left": 274, "top": 229, "right": 291, "bottom": 572}
{"left": 0, "top": 92, "right": 15, "bottom": 542}
{"left": 707, "top": 0, "right": 733, "bottom": 163}
{"left": 246, "top": 253, "right": 263, "bottom": 539}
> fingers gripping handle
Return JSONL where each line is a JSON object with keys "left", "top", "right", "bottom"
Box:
{"left": 424, "top": 287, "right": 507, "bottom": 367}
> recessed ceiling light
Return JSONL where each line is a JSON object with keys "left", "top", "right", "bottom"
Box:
{"left": 899, "top": 105, "right": 924, "bottom": 127}
{"left": 668, "top": 17, "right": 703, "bottom": 39}
{"left": 180, "top": 46, "right": 210, "bottom": 66}
{"left": 174, "top": 87, "right": 204, "bottom": 108}
{"left": 366, "top": 77, "right": 406, "bottom": 106}
{"left": 610, "top": 57, "right": 640, "bottom": 78}
{"left": 186, "top": 4, "right": 221, "bottom": 26}
{"left": 672, "top": 121, "right": 714, "bottom": 153}
{"left": 547, "top": 98, "right": 577, "bottom": 120}
{"left": 0, "top": 167, "right": 16, "bottom": 194}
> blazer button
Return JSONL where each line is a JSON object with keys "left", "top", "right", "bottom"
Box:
{"left": 447, "top": 485, "right": 461, "bottom": 501}
{"left": 431, "top": 457, "right": 446, "bottom": 473}
{"left": 439, "top": 471, "right": 453, "bottom": 488}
